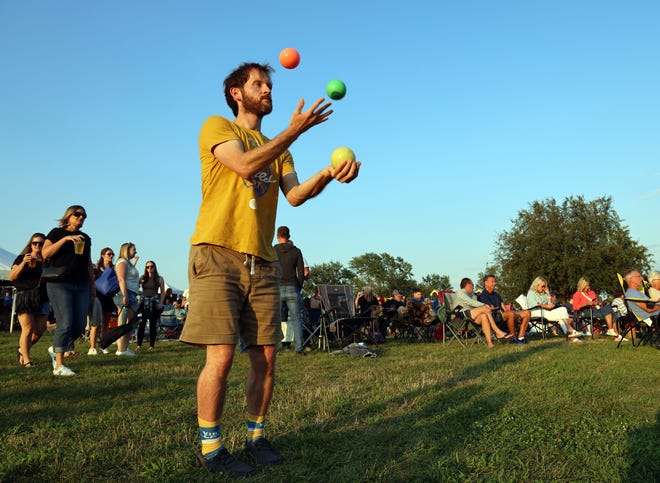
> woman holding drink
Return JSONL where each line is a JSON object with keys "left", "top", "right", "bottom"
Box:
{"left": 8, "top": 233, "right": 50, "bottom": 367}
{"left": 43, "top": 205, "right": 95, "bottom": 376}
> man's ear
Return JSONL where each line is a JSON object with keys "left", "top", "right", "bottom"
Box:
{"left": 230, "top": 86, "right": 242, "bottom": 103}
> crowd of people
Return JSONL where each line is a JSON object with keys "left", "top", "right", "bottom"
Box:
{"left": 8, "top": 205, "right": 186, "bottom": 375}
{"left": 279, "top": 270, "right": 658, "bottom": 351}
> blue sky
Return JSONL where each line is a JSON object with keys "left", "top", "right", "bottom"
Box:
{"left": 1, "top": 1, "right": 658, "bottom": 291}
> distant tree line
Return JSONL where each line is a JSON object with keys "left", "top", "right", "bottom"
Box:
{"left": 305, "top": 196, "right": 653, "bottom": 303}
{"left": 305, "top": 254, "right": 450, "bottom": 299}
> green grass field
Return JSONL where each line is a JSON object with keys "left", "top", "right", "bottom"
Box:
{"left": 1, "top": 331, "right": 658, "bottom": 482}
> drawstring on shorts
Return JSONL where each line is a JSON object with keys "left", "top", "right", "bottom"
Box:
{"left": 243, "top": 254, "right": 255, "bottom": 275}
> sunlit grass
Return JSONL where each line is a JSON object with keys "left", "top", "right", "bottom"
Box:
{"left": 1, "top": 332, "right": 658, "bottom": 482}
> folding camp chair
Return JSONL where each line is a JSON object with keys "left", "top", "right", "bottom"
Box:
{"left": 572, "top": 306, "right": 595, "bottom": 339}
{"left": 302, "top": 299, "right": 332, "bottom": 351}
{"left": 515, "top": 294, "right": 562, "bottom": 339}
{"left": 157, "top": 304, "right": 183, "bottom": 340}
{"left": 317, "top": 284, "right": 379, "bottom": 347}
{"left": 615, "top": 273, "right": 659, "bottom": 348}
{"left": 442, "top": 293, "right": 468, "bottom": 346}
{"left": 443, "top": 293, "right": 485, "bottom": 346}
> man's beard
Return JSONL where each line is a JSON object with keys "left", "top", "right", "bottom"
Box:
{"left": 241, "top": 91, "right": 273, "bottom": 116}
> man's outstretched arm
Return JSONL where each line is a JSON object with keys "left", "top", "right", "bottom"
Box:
{"left": 282, "top": 160, "right": 361, "bottom": 207}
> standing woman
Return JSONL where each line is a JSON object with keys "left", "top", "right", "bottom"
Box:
{"left": 137, "top": 260, "right": 166, "bottom": 351}
{"left": 115, "top": 242, "right": 140, "bottom": 356}
{"left": 42, "top": 205, "right": 95, "bottom": 376}
{"left": 8, "top": 233, "right": 50, "bottom": 367}
{"left": 89, "top": 247, "right": 117, "bottom": 355}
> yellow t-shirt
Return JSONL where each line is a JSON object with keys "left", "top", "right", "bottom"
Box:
{"left": 190, "top": 115, "right": 295, "bottom": 261}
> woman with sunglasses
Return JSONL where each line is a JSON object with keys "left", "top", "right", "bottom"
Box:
{"left": 8, "top": 233, "right": 50, "bottom": 367}
{"left": 136, "top": 261, "right": 166, "bottom": 351}
{"left": 43, "top": 205, "right": 95, "bottom": 376}
{"left": 527, "top": 276, "right": 582, "bottom": 339}
{"left": 88, "top": 247, "right": 117, "bottom": 355}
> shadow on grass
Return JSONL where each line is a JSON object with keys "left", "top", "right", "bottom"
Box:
{"left": 0, "top": 355, "right": 207, "bottom": 431}
{"left": 626, "top": 409, "right": 660, "bottom": 482}
{"left": 269, "top": 342, "right": 557, "bottom": 481}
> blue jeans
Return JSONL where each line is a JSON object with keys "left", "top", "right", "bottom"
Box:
{"left": 47, "top": 282, "right": 90, "bottom": 353}
{"left": 280, "top": 285, "right": 304, "bottom": 352}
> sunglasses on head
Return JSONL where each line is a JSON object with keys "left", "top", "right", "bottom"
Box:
{"left": 72, "top": 211, "right": 87, "bottom": 219}
{"left": 32, "top": 241, "right": 44, "bottom": 246}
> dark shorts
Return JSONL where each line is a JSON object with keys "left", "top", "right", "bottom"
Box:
{"left": 179, "top": 245, "right": 282, "bottom": 347}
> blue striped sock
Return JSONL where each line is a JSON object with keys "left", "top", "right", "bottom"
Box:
{"left": 246, "top": 413, "right": 265, "bottom": 444}
{"left": 198, "top": 417, "right": 223, "bottom": 460}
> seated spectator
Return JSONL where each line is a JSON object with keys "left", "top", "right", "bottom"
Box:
{"left": 354, "top": 285, "right": 382, "bottom": 340}
{"left": 410, "top": 289, "right": 423, "bottom": 304}
{"left": 648, "top": 270, "right": 660, "bottom": 301}
{"left": 572, "top": 277, "right": 622, "bottom": 341}
{"left": 383, "top": 290, "right": 405, "bottom": 312}
{"left": 624, "top": 269, "right": 660, "bottom": 323}
{"left": 611, "top": 290, "right": 627, "bottom": 320}
{"left": 455, "top": 278, "right": 510, "bottom": 348}
{"left": 430, "top": 290, "right": 441, "bottom": 312}
{"left": 3, "top": 288, "right": 12, "bottom": 309}
{"left": 527, "top": 277, "right": 582, "bottom": 339}
{"left": 381, "top": 289, "right": 407, "bottom": 334}
{"left": 307, "top": 285, "right": 323, "bottom": 328}
{"left": 478, "top": 274, "right": 531, "bottom": 344}
{"left": 355, "top": 285, "right": 381, "bottom": 317}
{"left": 172, "top": 299, "right": 187, "bottom": 324}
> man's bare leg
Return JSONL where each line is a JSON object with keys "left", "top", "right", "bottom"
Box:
{"left": 198, "top": 344, "right": 235, "bottom": 421}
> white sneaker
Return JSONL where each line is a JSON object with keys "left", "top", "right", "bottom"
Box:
{"left": 87, "top": 348, "right": 99, "bottom": 355}
{"left": 568, "top": 331, "right": 582, "bottom": 338}
{"left": 116, "top": 349, "right": 136, "bottom": 356}
{"left": 53, "top": 365, "right": 76, "bottom": 376}
{"left": 571, "top": 338, "right": 583, "bottom": 343}
{"left": 102, "top": 348, "right": 110, "bottom": 354}
{"left": 606, "top": 329, "right": 618, "bottom": 337}
{"left": 48, "top": 346, "right": 56, "bottom": 368}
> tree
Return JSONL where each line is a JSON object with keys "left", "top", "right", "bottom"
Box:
{"left": 492, "top": 195, "right": 652, "bottom": 302}
{"left": 305, "top": 261, "right": 356, "bottom": 296}
{"left": 348, "top": 252, "right": 416, "bottom": 295}
{"left": 420, "top": 273, "right": 452, "bottom": 295}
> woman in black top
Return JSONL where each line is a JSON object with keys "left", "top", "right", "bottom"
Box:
{"left": 8, "top": 233, "right": 49, "bottom": 367}
{"left": 42, "top": 205, "right": 95, "bottom": 376}
{"left": 137, "top": 261, "right": 165, "bottom": 351}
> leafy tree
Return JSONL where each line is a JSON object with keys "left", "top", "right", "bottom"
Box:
{"left": 305, "top": 261, "right": 356, "bottom": 295}
{"left": 420, "top": 273, "right": 452, "bottom": 295}
{"left": 349, "top": 252, "right": 415, "bottom": 295}
{"left": 492, "top": 195, "right": 652, "bottom": 302}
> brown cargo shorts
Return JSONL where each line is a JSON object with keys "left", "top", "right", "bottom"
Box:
{"left": 179, "top": 244, "right": 282, "bottom": 347}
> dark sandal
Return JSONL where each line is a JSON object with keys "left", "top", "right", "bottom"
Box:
{"left": 22, "top": 361, "right": 36, "bottom": 368}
